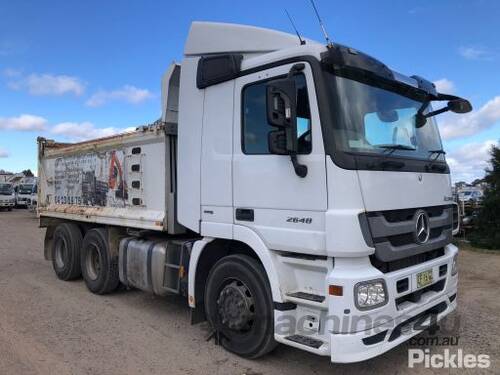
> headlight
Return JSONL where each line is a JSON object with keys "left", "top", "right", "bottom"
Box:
{"left": 354, "top": 279, "right": 388, "bottom": 310}
{"left": 451, "top": 254, "right": 458, "bottom": 276}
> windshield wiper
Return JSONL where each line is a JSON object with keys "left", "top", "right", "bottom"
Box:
{"left": 367, "top": 144, "right": 415, "bottom": 170}
{"left": 378, "top": 144, "right": 416, "bottom": 154}
{"left": 428, "top": 149, "right": 446, "bottom": 160}
{"left": 426, "top": 149, "right": 447, "bottom": 172}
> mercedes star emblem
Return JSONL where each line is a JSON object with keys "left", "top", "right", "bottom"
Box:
{"left": 414, "top": 210, "right": 430, "bottom": 244}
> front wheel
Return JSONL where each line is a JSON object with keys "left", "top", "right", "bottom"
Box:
{"left": 205, "top": 254, "right": 277, "bottom": 359}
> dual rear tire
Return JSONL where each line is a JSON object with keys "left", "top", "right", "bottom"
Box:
{"left": 51, "top": 224, "right": 119, "bottom": 294}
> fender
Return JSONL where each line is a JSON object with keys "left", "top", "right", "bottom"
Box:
{"left": 187, "top": 225, "right": 283, "bottom": 307}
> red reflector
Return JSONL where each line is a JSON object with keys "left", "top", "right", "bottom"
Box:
{"left": 329, "top": 285, "right": 343, "bottom": 296}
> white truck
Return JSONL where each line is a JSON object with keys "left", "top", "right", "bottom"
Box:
{"left": 15, "top": 182, "right": 36, "bottom": 207}
{"left": 0, "top": 182, "right": 16, "bottom": 211}
{"left": 37, "top": 22, "right": 470, "bottom": 363}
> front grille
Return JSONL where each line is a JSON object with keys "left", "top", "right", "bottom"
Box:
{"left": 365, "top": 205, "right": 452, "bottom": 265}
{"left": 371, "top": 247, "right": 444, "bottom": 273}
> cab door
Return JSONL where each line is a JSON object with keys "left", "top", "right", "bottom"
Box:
{"left": 233, "top": 62, "right": 327, "bottom": 255}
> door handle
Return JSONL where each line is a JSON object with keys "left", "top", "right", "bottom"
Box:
{"left": 235, "top": 208, "right": 254, "bottom": 222}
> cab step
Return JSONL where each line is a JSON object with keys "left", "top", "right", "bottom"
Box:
{"left": 286, "top": 291, "right": 325, "bottom": 303}
{"left": 284, "top": 334, "right": 324, "bottom": 349}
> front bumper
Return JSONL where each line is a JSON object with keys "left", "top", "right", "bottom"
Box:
{"left": 327, "top": 244, "right": 458, "bottom": 363}
{"left": 330, "top": 292, "right": 456, "bottom": 363}
{"left": 0, "top": 201, "right": 15, "bottom": 207}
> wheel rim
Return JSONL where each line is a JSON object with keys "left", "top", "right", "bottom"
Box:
{"left": 86, "top": 244, "right": 101, "bottom": 281}
{"left": 216, "top": 279, "right": 255, "bottom": 332}
{"left": 54, "top": 238, "right": 67, "bottom": 269}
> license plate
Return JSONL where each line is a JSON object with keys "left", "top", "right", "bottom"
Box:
{"left": 416, "top": 269, "right": 433, "bottom": 288}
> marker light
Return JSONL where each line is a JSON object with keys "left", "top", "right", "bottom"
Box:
{"left": 451, "top": 254, "right": 458, "bottom": 276}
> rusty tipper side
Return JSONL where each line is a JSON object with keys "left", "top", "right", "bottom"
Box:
{"left": 37, "top": 122, "right": 180, "bottom": 233}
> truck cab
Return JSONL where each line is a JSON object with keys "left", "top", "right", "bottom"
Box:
{"left": 0, "top": 183, "right": 15, "bottom": 210}
{"left": 16, "top": 183, "right": 35, "bottom": 207}
{"left": 175, "top": 22, "right": 467, "bottom": 362}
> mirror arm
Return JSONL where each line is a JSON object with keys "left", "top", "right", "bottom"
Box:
{"left": 424, "top": 106, "right": 450, "bottom": 118}
{"left": 290, "top": 152, "right": 308, "bottom": 178}
{"left": 287, "top": 63, "right": 305, "bottom": 78}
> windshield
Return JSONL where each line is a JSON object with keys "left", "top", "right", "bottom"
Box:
{"left": 19, "top": 184, "right": 33, "bottom": 194}
{"left": 0, "top": 183, "right": 13, "bottom": 195}
{"left": 326, "top": 73, "right": 445, "bottom": 162}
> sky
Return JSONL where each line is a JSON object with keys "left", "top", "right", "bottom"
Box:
{"left": 0, "top": 0, "right": 499, "bottom": 182}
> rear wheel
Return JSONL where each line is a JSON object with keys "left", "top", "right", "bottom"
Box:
{"left": 81, "top": 228, "right": 119, "bottom": 294}
{"left": 51, "top": 223, "right": 83, "bottom": 280}
{"left": 205, "top": 254, "right": 277, "bottom": 359}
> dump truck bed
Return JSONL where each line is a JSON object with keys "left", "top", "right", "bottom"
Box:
{"left": 38, "top": 123, "right": 177, "bottom": 232}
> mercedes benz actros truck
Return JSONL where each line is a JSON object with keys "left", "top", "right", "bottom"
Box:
{"left": 37, "top": 22, "right": 471, "bottom": 363}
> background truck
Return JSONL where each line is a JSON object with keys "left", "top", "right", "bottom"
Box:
{"left": 15, "top": 182, "right": 36, "bottom": 207}
{"left": 0, "top": 182, "right": 15, "bottom": 211}
{"left": 38, "top": 21, "right": 470, "bottom": 363}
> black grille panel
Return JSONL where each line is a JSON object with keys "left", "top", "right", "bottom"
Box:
{"left": 365, "top": 205, "right": 452, "bottom": 264}
{"left": 371, "top": 248, "right": 444, "bottom": 273}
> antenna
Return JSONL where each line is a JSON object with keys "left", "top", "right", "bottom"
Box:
{"left": 285, "top": 9, "right": 306, "bottom": 45}
{"left": 309, "top": 0, "right": 333, "bottom": 47}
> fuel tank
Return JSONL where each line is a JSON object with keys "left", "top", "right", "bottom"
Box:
{"left": 119, "top": 238, "right": 193, "bottom": 296}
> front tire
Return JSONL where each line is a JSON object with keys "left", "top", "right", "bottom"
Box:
{"left": 205, "top": 254, "right": 277, "bottom": 359}
{"left": 81, "top": 228, "right": 119, "bottom": 294}
{"left": 51, "top": 223, "right": 83, "bottom": 280}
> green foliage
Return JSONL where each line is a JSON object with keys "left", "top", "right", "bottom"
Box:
{"left": 470, "top": 143, "right": 500, "bottom": 249}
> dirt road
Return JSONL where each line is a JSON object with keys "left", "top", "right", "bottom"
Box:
{"left": 0, "top": 209, "right": 498, "bottom": 374}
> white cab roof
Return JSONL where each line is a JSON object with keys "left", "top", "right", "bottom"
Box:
{"left": 184, "top": 21, "right": 320, "bottom": 56}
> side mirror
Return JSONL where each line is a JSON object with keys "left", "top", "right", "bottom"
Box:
{"left": 415, "top": 97, "right": 473, "bottom": 128}
{"left": 448, "top": 99, "right": 472, "bottom": 114}
{"left": 268, "top": 130, "right": 288, "bottom": 155}
{"left": 266, "top": 78, "right": 298, "bottom": 154}
{"left": 265, "top": 64, "right": 308, "bottom": 178}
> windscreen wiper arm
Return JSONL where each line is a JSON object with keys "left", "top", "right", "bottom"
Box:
{"left": 378, "top": 144, "right": 416, "bottom": 155}
{"left": 370, "top": 144, "right": 416, "bottom": 170}
{"left": 426, "top": 149, "right": 447, "bottom": 172}
{"left": 428, "top": 149, "right": 446, "bottom": 161}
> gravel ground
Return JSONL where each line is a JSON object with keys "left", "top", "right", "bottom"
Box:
{"left": 0, "top": 209, "right": 498, "bottom": 374}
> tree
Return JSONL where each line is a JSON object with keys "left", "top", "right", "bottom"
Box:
{"left": 471, "top": 142, "right": 500, "bottom": 249}
{"left": 22, "top": 169, "right": 34, "bottom": 177}
{"left": 471, "top": 178, "right": 484, "bottom": 186}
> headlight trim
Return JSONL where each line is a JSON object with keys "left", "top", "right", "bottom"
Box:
{"left": 354, "top": 278, "right": 389, "bottom": 311}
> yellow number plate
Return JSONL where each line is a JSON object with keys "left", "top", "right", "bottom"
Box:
{"left": 416, "top": 270, "right": 433, "bottom": 288}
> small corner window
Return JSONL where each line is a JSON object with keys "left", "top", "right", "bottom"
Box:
{"left": 242, "top": 73, "right": 312, "bottom": 154}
